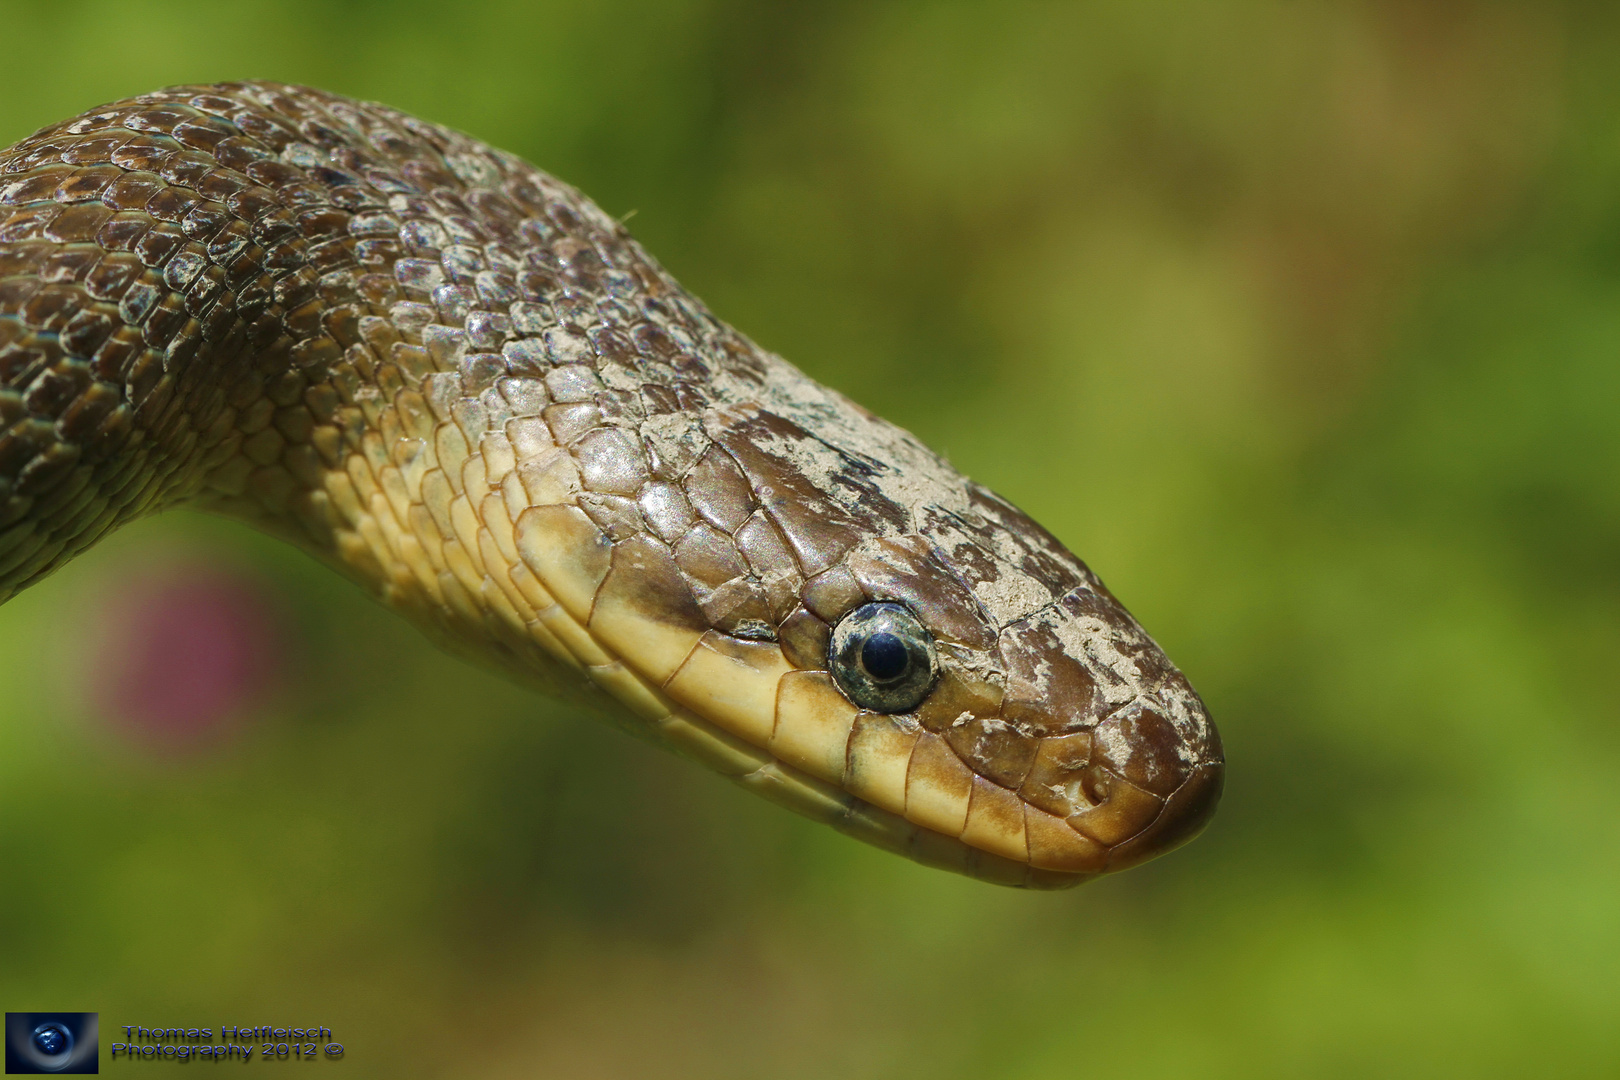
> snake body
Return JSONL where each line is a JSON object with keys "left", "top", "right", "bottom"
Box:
{"left": 0, "top": 83, "right": 1221, "bottom": 887}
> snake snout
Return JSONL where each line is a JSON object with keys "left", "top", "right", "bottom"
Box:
{"left": 1087, "top": 706, "right": 1224, "bottom": 870}
{"left": 999, "top": 702, "right": 1222, "bottom": 876}
{"left": 981, "top": 586, "right": 1223, "bottom": 877}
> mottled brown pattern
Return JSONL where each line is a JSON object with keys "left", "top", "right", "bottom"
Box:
{"left": 0, "top": 83, "right": 1222, "bottom": 886}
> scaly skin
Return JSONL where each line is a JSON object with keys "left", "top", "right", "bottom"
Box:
{"left": 0, "top": 83, "right": 1222, "bottom": 887}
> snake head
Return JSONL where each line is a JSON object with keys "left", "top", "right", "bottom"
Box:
{"left": 621, "top": 393, "right": 1225, "bottom": 888}
{"left": 834, "top": 497, "right": 1224, "bottom": 883}
{"left": 791, "top": 493, "right": 1224, "bottom": 886}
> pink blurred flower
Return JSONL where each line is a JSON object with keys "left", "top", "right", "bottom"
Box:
{"left": 90, "top": 561, "right": 283, "bottom": 745}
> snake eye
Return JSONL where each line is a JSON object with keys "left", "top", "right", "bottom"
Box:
{"left": 829, "top": 602, "right": 938, "bottom": 713}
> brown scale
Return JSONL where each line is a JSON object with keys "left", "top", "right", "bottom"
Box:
{"left": 0, "top": 82, "right": 1223, "bottom": 886}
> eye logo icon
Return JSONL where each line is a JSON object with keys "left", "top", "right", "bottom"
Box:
{"left": 4, "top": 1014, "right": 97, "bottom": 1074}
{"left": 29, "top": 1028, "right": 68, "bottom": 1059}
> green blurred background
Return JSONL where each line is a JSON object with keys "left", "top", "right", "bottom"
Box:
{"left": 3, "top": 1, "right": 1618, "bottom": 1076}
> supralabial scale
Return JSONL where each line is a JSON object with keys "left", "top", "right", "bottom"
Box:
{"left": 0, "top": 83, "right": 1222, "bottom": 887}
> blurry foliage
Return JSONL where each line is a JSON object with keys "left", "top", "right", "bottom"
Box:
{"left": 3, "top": 1, "right": 1619, "bottom": 1076}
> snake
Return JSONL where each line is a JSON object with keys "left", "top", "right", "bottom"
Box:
{"left": 0, "top": 83, "right": 1222, "bottom": 888}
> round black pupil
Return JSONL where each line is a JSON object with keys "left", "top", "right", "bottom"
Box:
{"left": 860, "top": 631, "right": 909, "bottom": 681}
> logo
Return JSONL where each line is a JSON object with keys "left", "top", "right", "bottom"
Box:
{"left": 4, "top": 1014, "right": 97, "bottom": 1074}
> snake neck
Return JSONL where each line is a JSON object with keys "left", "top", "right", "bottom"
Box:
{"left": 0, "top": 89, "right": 373, "bottom": 602}
{"left": 0, "top": 81, "right": 775, "bottom": 711}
